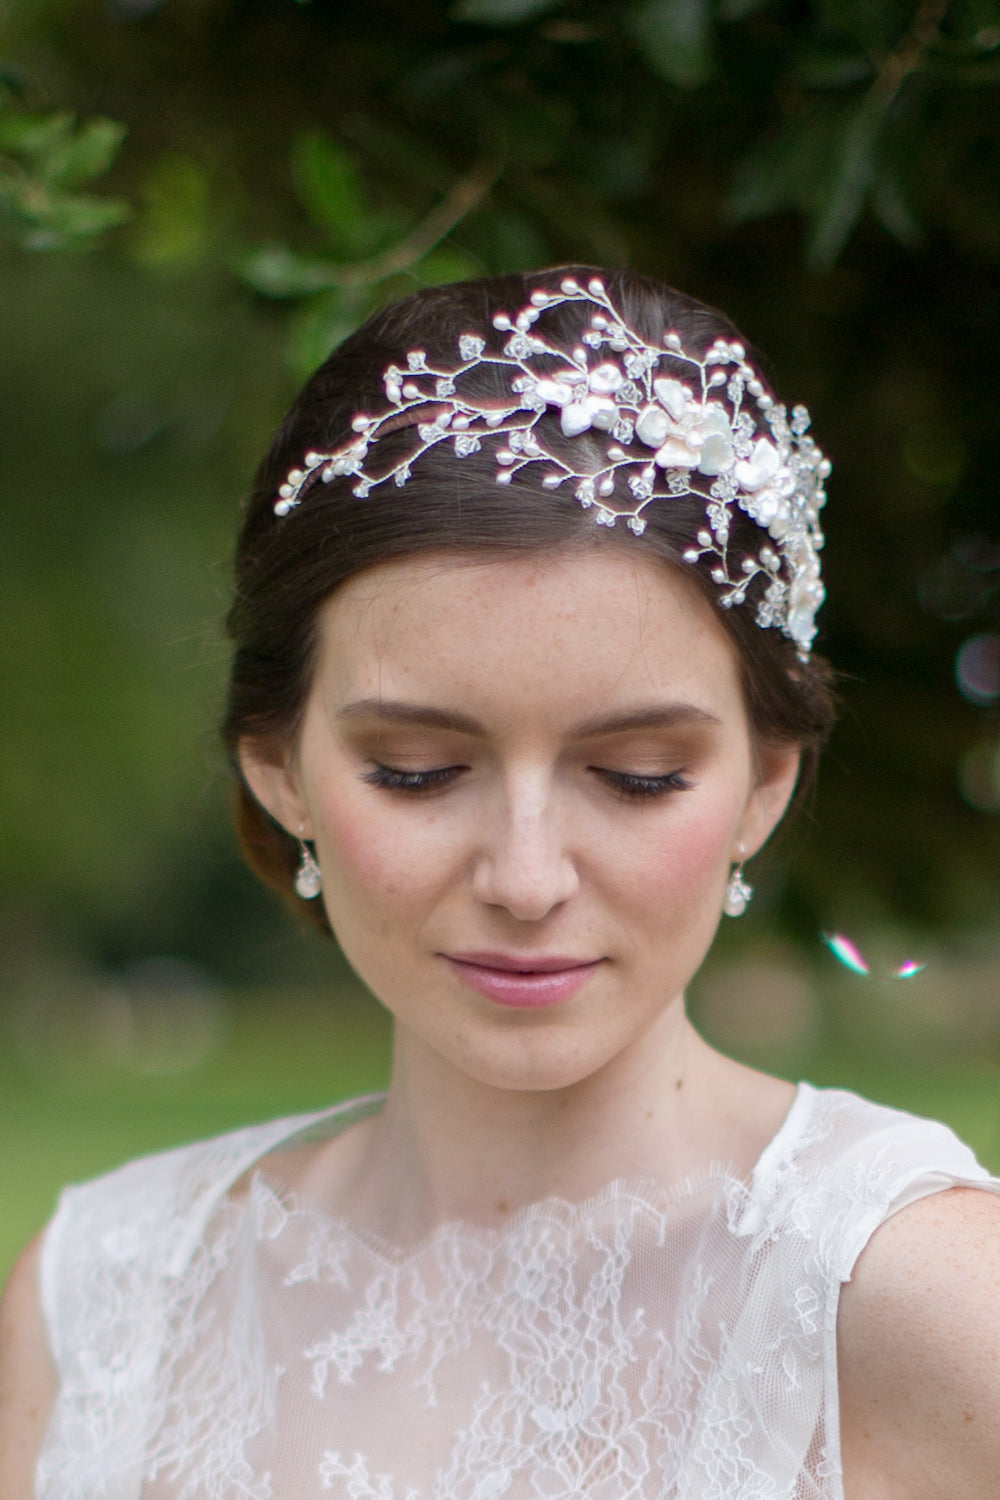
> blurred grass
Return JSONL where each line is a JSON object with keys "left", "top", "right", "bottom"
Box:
{"left": 3, "top": 979, "right": 999, "bottom": 1283}
{"left": 0, "top": 982, "right": 392, "bottom": 1281}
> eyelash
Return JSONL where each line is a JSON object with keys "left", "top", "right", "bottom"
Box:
{"left": 362, "top": 763, "right": 463, "bottom": 793}
{"left": 362, "top": 763, "right": 692, "bottom": 800}
{"left": 598, "top": 770, "right": 693, "bottom": 801}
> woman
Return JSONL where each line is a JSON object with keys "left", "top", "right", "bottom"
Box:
{"left": 2, "top": 268, "right": 998, "bottom": 1499}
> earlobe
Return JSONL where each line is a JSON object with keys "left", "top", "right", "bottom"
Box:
{"left": 238, "top": 739, "right": 311, "bottom": 841}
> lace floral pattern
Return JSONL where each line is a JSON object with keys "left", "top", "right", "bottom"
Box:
{"left": 36, "top": 1088, "right": 995, "bottom": 1500}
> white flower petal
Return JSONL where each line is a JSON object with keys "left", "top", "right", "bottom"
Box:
{"left": 652, "top": 377, "right": 690, "bottom": 422}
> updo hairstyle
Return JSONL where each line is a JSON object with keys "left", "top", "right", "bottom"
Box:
{"left": 223, "top": 267, "right": 836, "bottom": 933}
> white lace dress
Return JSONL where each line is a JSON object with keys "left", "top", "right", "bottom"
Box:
{"left": 35, "top": 1084, "right": 1000, "bottom": 1500}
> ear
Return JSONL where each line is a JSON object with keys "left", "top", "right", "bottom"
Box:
{"left": 238, "top": 739, "right": 313, "bottom": 841}
{"left": 737, "top": 742, "right": 801, "bottom": 860}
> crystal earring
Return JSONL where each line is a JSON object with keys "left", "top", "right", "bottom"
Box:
{"left": 293, "top": 827, "right": 323, "bottom": 900}
{"left": 723, "top": 845, "right": 753, "bottom": 918}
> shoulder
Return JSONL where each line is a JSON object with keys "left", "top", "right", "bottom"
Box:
{"left": 0, "top": 1233, "right": 58, "bottom": 1499}
{"left": 750, "top": 1085, "right": 987, "bottom": 1254}
{"left": 38, "top": 1102, "right": 371, "bottom": 1359}
{"left": 46, "top": 1104, "right": 346, "bottom": 1247}
{"left": 838, "top": 1184, "right": 1000, "bottom": 1500}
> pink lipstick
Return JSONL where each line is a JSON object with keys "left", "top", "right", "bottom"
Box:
{"left": 443, "top": 952, "right": 602, "bottom": 1009}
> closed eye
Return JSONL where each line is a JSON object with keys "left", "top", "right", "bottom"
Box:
{"left": 595, "top": 769, "right": 693, "bottom": 801}
{"left": 362, "top": 762, "right": 465, "bottom": 794}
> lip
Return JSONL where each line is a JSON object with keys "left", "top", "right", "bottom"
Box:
{"left": 443, "top": 951, "right": 603, "bottom": 1009}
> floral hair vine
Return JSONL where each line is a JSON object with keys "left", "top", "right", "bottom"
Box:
{"left": 274, "top": 275, "right": 829, "bottom": 656}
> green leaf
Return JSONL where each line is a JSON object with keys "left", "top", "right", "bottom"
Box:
{"left": 870, "top": 176, "right": 923, "bottom": 249}
{"left": 31, "top": 193, "right": 130, "bottom": 243}
{"left": 48, "top": 118, "right": 128, "bottom": 188}
{"left": 0, "top": 110, "right": 71, "bottom": 158}
{"left": 0, "top": 112, "right": 126, "bottom": 186}
{"left": 290, "top": 132, "right": 374, "bottom": 254}
{"left": 727, "top": 113, "right": 832, "bottom": 222}
{"left": 452, "top": 0, "right": 562, "bottom": 23}
{"left": 625, "top": 0, "right": 713, "bottom": 90}
{"left": 727, "top": 90, "right": 898, "bottom": 266}
{"left": 235, "top": 244, "right": 343, "bottom": 298}
{"left": 0, "top": 184, "right": 130, "bottom": 252}
{"left": 806, "top": 94, "right": 882, "bottom": 267}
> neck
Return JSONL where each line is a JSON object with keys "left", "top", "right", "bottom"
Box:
{"left": 338, "top": 1004, "right": 787, "bottom": 1245}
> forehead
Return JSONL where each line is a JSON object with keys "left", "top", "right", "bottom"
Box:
{"left": 309, "top": 548, "right": 747, "bottom": 726}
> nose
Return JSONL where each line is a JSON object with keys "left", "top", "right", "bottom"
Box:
{"left": 471, "top": 784, "right": 579, "bottom": 921}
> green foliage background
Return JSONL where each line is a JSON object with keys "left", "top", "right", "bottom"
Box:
{"left": 2, "top": 0, "right": 1000, "bottom": 1267}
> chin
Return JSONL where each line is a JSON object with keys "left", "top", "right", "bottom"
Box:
{"left": 427, "top": 1023, "right": 647, "bottom": 1098}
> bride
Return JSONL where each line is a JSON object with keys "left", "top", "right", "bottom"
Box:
{"left": 2, "top": 268, "right": 998, "bottom": 1499}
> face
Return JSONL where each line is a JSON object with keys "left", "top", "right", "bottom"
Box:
{"left": 242, "top": 548, "right": 799, "bottom": 1095}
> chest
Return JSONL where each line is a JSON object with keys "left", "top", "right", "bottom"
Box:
{"left": 127, "top": 1177, "right": 840, "bottom": 1500}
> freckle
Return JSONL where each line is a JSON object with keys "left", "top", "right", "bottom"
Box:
{"left": 963, "top": 1410, "right": 975, "bottom": 1424}
{"left": 495, "top": 1199, "right": 509, "bottom": 1216}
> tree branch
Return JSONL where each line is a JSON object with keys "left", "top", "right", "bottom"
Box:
{"left": 874, "top": 0, "right": 952, "bottom": 105}
{"left": 324, "top": 159, "right": 499, "bottom": 289}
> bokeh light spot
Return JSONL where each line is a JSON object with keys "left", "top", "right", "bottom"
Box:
{"left": 955, "top": 633, "right": 1000, "bottom": 706}
{"left": 823, "top": 933, "right": 925, "bottom": 980}
{"left": 823, "top": 932, "right": 870, "bottom": 975}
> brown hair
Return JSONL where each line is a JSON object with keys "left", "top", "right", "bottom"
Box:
{"left": 223, "top": 267, "right": 836, "bottom": 932}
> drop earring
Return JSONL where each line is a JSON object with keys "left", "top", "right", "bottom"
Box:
{"left": 723, "top": 845, "right": 753, "bottom": 918}
{"left": 293, "top": 827, "right": 323, "bottom": 900}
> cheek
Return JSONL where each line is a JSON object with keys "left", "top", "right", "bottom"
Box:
{"left": 311, "top": 786, "right": 451, "bottom": 911}
{"left": 617, "top": 801, "right": 738, "bottom": 911}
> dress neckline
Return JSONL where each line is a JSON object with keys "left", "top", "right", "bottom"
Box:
{"left": 242, "top": 1081, "right": 817, "bottom": 1265}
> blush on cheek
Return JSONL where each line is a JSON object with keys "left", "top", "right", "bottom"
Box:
{"left": 315, "top": 795, "right": 442, "bottom": 901}
{"left": 634, "top": 811, "right": 735, "bottom": 906}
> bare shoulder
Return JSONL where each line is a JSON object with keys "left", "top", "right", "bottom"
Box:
{"left": 0, "top": 1233, "right": 58, "bottom": 1500}
{"left": 838, "top": 1186, "right": 1000, "bottom": 1500}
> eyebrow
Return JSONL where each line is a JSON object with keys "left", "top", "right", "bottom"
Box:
{"left": 337, "top": 700, "right": 483, "bottom": 734}
{"left": 336, "top": 698, "right": 722, "bottom": 737}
